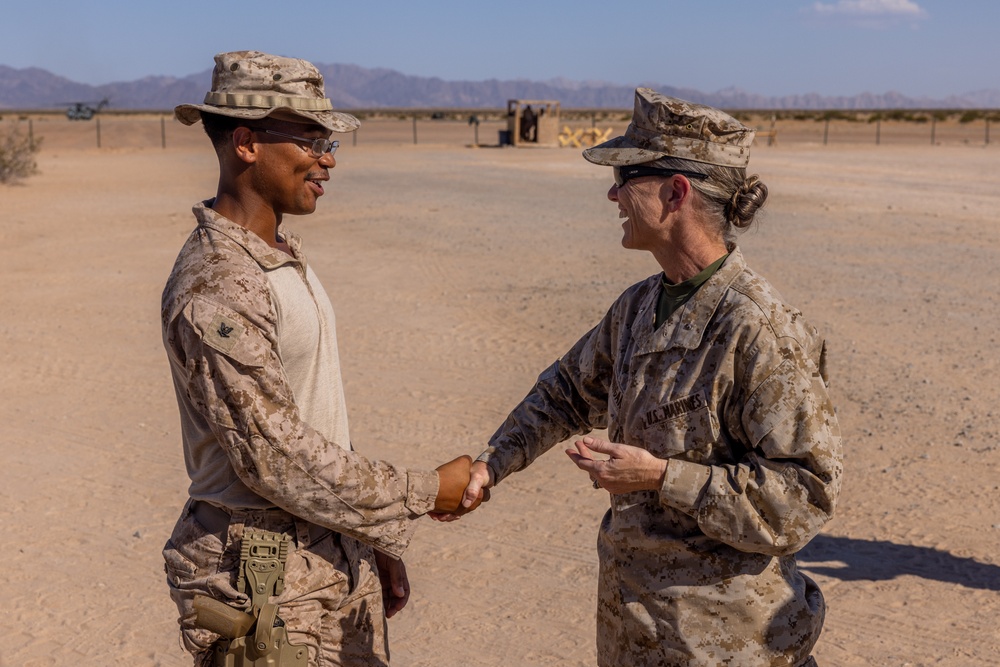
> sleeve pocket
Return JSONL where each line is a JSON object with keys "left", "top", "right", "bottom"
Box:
{"left": 190, "top": 295, "right": 269, "bottom": 368}
{"left": 742, "top": 359, "right": 811, "bottom": 450}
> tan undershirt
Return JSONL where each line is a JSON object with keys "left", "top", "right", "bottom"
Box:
{"left": 267, "top": 262, "right": 352, "bottom": 451}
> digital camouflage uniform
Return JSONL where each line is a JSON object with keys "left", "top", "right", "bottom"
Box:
{"left": 478, "top": 248, "right": 843, "bottom": 666}
{"left": 161, "top": 202, "right": 439, "bottom": 666}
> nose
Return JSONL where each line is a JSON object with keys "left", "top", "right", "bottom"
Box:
{"left": 607, "top": 183, "right": 619, "bottom": 202}
{"left": 319, "top": 151, "right": 336, "bottom": 168}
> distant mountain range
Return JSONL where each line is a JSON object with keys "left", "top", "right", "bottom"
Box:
{"left": 1, "top": 62, "right": 997, "bottom": 111}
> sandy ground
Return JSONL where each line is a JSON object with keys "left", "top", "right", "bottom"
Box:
{"left": 1, "top": 117, "right": 998, "bottom": 666}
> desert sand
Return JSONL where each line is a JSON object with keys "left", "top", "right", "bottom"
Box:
{"left": 1, "top": 115, "right": 998, "bottom": 666}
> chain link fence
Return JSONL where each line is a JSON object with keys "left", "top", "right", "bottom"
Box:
{"left": 1, "top": 110, "right": 996, "bottom": 151}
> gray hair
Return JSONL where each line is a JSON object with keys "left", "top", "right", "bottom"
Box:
{"left": 648, "top": 156, "right": 768, "bottom": 244}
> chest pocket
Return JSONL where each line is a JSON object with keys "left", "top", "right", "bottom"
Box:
{"left": 635, "top": 392, "right": 719, "bottom": 459}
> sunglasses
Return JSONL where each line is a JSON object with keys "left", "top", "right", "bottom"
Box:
{"left": 613, "top": 165, "right": 708, "bottom": 187}
{"left": 254, "top": 128, "right": 339, "bottom": 158}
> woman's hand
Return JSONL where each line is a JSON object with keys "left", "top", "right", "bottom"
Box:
{"left": 428, "top": 457, "right": 491, "bottom": 522}
{"left": 566, "top": 436, "right": 668, "bottom": 494}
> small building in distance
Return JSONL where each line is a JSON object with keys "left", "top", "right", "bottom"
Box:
{"left": 503, "top": 99, "right": 561, "bottom": 147}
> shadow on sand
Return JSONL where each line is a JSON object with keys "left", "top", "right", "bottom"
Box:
{"left": 798, "top": 534, "right": 1000, "bottom": 591}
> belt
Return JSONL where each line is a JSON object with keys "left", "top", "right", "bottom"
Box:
{"left": 191, "top": 500, "right": 233, "bottom": 535}
{"left": 190, "top": 500, "right": 334, "bottom": 548}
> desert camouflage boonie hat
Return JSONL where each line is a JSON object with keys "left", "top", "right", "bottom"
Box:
{"left": 583, "top": 88, "right": 754, "bottom": 168}
{"left": 174, "top": 50, "right": 359, "bottom": 133}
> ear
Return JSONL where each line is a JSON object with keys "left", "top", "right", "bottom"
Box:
{"left": 231, "top": 126, "right": 259, "bottom": 164}
{"left": 664, "top": 174, "right": 693, "bottom": 212}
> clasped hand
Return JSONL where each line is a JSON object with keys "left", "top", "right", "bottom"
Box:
{"left": 428, "top": 457, "right": 493, "bottom": 522}
{"left": 431, "top": 455, "right": 489, "bottom": 520}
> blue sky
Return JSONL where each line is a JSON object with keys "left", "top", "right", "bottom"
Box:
{"left": 1, "top": 0, "right": 995, "bottom": 98}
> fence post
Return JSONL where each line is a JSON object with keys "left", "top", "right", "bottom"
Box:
{"left": 875, "top": 118, "right": 880, "bottom": 146}
{"left": 930, "top": 117, "right": 936, "bottom": 145}
{"left": 353, "top": 129, "right": 357, "bottom": 147}
{"left": 29, "top": 119, "right": 34, "bottom": 150}
{"left": 96, "top": 117, "right": 102, "bottom": 148}
{"left": 768, "top": 114, "right": 776, "bottom": 147}
{"left": 823, "top": 118, "right": 829, "bottom": 145}
{"left": 161, "top": 116, "right": 167, "bottom": 149}
{"left": 986, "top": 119, "right": 991, "bottom": 146}
{"left": 412, "top": 115, "right": 418, "bottom": 145}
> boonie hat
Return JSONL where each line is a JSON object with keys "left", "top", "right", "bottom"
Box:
{"left": 175, "top": 50, "right": 359, "bottom": 133}
{"left": 583, "top": 88, "right": 754, "bottom": 168}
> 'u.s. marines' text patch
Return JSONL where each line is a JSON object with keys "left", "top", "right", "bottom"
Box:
{"left": 640, "top": 393, "right": 705, "bottom": 429}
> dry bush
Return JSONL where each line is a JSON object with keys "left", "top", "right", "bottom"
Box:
{"left": 0, "top": 127, "right": 42, "bottom": 184}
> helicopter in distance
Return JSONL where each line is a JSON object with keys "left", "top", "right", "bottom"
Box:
{"left": 62, "top": 98, "right": 109, "bottom": 121}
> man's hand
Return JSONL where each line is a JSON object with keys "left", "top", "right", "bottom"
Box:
{"left": 565, "top": 436, "right": 667, "bottom": 494}
{"left": 429, "top": 459, "right": 493, "bottom": 522}
{"left": 374, "top": 550, "right": 409, "bottom": 618}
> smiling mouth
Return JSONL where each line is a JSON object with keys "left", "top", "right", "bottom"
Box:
{"left": 307, "top": 178, "right": 326, "bottom": 196}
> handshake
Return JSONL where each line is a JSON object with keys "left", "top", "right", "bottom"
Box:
{"left": 431, "top": 455, "right": 491, "bottom": 519}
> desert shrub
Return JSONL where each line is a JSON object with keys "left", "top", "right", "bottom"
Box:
{"left": 959, "top": 110, "right": 983, "bottom": 124}
{"left": 0, "top": 127, "right": 42, "bottom": 184}
{"left": 818, "top": 110, "right": 859, "bottom": 123}
{"left": 882, "top": 110, "right": 925, "bottom": 122}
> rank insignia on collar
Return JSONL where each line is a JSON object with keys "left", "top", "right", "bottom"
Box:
{"left": 218, "top": 322, "right": 234, "bottom": 338}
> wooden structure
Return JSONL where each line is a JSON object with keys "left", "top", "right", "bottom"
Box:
{"left": 503, "top": 99, "right": 561, "bottom": 147}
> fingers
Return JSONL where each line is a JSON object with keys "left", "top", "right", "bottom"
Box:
{"left": 565, "top": 447, "right": 598, "bottom": 473}
{"left": 385, "top": 560, "right": 409, "bottom": 617}
{"left": 428, "top": 459, "right": 491, "bottom": 519}
{"left": 461, "top": 461, "right": 492, "bottom": 509}
{"left": 576, "top": 435, "right": 617, "bottom": 456}
{"left": 566, "top": 436, "right": 610, "bottom": 473}
{"left": 566, "top": 437, "right": 620, "bottom": 490}
{"left": 390, "top": 559, "right": 409, "bottom": 603}
{"left": 374, "top": 551, "right": 410, "bottom": 618}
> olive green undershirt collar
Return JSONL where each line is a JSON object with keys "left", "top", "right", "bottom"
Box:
{"left": 654, "top": 253, "right": 729, "bottom": 330}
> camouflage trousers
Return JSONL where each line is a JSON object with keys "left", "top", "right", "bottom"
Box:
{"left": 163, "top": 499, "right": 389, "bottom": 667}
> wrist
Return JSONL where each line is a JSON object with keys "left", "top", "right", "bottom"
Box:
{"left": 655, "top": 458, "right": 669, "bottom": 490}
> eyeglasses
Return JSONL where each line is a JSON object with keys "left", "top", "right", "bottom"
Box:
{"left": 613, "top": 165, "right": 708, "bottom": 187}
{"left": 256, "top": 129, "right": 339, "bottom": 158}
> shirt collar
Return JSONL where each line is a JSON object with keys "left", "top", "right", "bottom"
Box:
{"left": 633, "top": 246, "right": 747, "bottom": 354}
{"left": 672, "top": 246, "right": 745, "bottom": 348}
{"left": 193, "top": 200, "right": 304, "bottom": 270}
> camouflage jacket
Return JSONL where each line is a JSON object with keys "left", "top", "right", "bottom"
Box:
{"left": 479, "top": 248, "right": 843, "bottom": 666}
{"left": 161, "top": 202, "right": 438, "bottom": 558}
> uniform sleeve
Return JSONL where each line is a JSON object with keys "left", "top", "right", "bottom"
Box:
{"left": 659, "top": 345, "right": 843, "bottom": 557}
{"left": 168, "top": 293, "right": 438, "bottom": 558}
{"left": 478, "top": 313, "right": 615, "bottom": 484}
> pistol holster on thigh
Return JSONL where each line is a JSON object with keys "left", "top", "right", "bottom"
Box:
{"left": 194, "top": 529, "right": 308, "bottom": 667}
